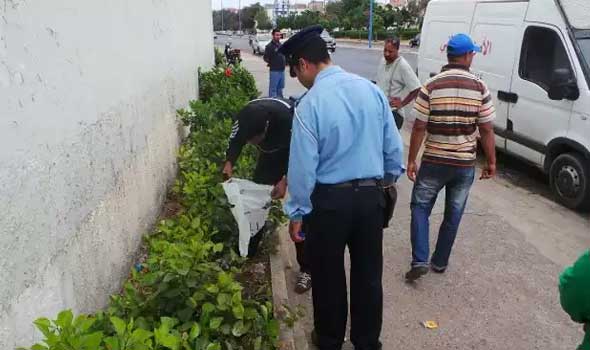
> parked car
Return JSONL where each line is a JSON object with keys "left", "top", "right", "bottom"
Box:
{"left": 419, "top": 0, "right": 590, "bottom": 210}
{"left": 409, "top": 33, "right": 420, "bottom": 48}
{"left": 321, "top": 30, "right": 336, "bottom": 52}
{"left": 251, "top": 34, "right": 272, "bottom": 55}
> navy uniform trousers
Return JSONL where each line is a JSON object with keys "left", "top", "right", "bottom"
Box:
{"left": 306, "top": 182, "right": 385, "bottom": 350}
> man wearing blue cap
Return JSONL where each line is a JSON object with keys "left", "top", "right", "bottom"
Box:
{"left": 280, "top": 25, "right": 404, "bottom": 350}
{"left": 405, "top": 33, "right": 497, "bottom": 281}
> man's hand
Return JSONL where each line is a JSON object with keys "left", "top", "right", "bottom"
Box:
{"left": 288, "top": 220, "right": 304, "bottom": 243}
{"left": 407, "top": 160, "right": 419, "bottom": 182}
{"left": 480, "top": 162, "right": 496, "bottom": 180}
{"left": 271, "top": 176, "right": 287, "bottom": 199}
{"left": 389, "top": 97, "right": 402, "bottom": 109}
{"left": 222, "top": 161, "right": 233, "bottom": 180}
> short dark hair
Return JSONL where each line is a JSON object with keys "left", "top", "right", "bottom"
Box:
{"left": 447, "top": 52, "right": 469, "bottom": 62}
{"left": 272, "top": 28, "right": 281, "bottom": 35}
{"left": 288, "top": 36, "right": 331, "bottom": 77}
{"left": 384, "top": 36, "right": 400, "bottom": 49}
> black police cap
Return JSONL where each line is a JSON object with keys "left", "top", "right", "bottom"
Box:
{"left": 278, "top": 25, "right": 324, "bottom": 57}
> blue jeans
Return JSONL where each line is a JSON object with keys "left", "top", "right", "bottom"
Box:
{"left": 269, "top": 70, "right": 285, "bottom": 98}
{"left": 410, "top": 162, "right": 475, "bottom": 269}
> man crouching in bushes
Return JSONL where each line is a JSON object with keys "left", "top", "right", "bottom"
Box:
{"left": 222, "top": 97, "right": 312, "bottom": 294}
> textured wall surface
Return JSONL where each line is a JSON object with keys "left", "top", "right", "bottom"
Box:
{"left": 0, "top": 1, "right": 213, "bottom": 347}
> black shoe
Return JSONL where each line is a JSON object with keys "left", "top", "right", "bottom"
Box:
{"left": 405, "top": 266, "right": 429, "bottom": 282}
{"left": 431, "top": 265, "right": 446, "bottom": 274}
{"left": 311, "top": 329, "right": 320, "bottom": 347}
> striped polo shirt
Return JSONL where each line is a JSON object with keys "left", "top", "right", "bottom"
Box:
{"left": 413, "top": 64, "right": 496, "bottom": 167}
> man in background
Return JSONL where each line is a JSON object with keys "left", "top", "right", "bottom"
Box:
{"left": 374, "top": 36, "right": 421, "bottom": 130}
{"left": 405, "top": 33, "right": 497, "bottom": 281}
{"left": 264, "top": 29, "right": 286, "bottom": 98}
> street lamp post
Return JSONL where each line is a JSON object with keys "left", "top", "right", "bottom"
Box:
{"left": 238, "top": 0, "right": 241, "bottom": 33}
{"left": 368, "top": 0, "right": 374, "bottom": 48}
{"left": 221, "top": 0, "right": 224, "bottom": 31}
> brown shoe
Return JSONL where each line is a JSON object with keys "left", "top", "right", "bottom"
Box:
{"left": 295, "top": 271, "right": 312, "bottom": 294}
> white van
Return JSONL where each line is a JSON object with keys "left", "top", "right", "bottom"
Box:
{"left": 418, "top": 0, "right": 590, "bottom": 210}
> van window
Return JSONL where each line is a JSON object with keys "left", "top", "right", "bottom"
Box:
{"left": 518, "top": 26, "right": 574, "bottom": 91}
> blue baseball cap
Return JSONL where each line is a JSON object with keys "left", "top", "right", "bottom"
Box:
{"left": 447, "top": 33, "right": 481, "bottom": 56}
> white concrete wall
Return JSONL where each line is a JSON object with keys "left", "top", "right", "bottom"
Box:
{"left": 0, "top": 1, "right": 213, "bottom": 348}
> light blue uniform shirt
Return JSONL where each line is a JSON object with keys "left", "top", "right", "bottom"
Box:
{"left": 284, "top": 65, "right": 405, "bottom": 221}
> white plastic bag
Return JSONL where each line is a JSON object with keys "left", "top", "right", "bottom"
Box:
{"left": 222, "top": 178, "right": 273, "bottom": 257}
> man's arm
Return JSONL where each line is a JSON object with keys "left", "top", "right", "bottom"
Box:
{"left": 407, "top": 85, "right": 430, "bottom": 181}
{"left": 478, "top": 122, "right": 496, "bottom": 179}
{"left": 407, "top": 120, "right": 427, "bottom": 182}
{"left": 401, "top": 88, "right": 420, "bottom": 108}
{"left": 477, "top": 83, "right": 497, "bottom": 179}
{"left": 400, "top": 60, "right": 422, "bottom": 108}
{"left": 284, "top": 102, "right": 319, "bottom": 241}
{"left": 223, "top": 119, "right": 246, "bottom": 179}
{"left": 381, "top": 93, "right": 405, "bottom": 183}
{"left": 263, "top": 44, "right": 271, "bottom": 64}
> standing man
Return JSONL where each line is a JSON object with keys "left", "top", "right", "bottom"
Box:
{"left": 264, "top": 29, "right": 286, "bottom": 98}
{"left": 374, "top": 36, "right": 421, "bottom": 130}
{"left": 222, "top": 97, "right": 312, "bottom": 294}
{"left": 405, "top": 33, "right": 497, "bottom": 282}
{"left": 280, "top": 26, "right": 404, "bottom": 350}
{"left": 559, "top": 249, "right": 590, "bottom": 350}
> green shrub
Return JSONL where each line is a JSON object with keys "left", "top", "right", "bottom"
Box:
{"left": 23, "top": 53, "right": 281, "bottom": 350}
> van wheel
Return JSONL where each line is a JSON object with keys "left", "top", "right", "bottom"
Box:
{"left": 549, "top": 152, "right": 590, "bottom": 210}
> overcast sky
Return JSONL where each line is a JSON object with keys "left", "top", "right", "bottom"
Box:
{"left": 211, "top": 0, "right": 388, "bottom": 10}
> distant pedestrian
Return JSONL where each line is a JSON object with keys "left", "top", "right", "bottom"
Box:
{"left": 280, "top": 25, "right": 404, "bottom": 350}
{"left": 374, "top": 36, "right": 421, "bottom": 130}
{"left": 559, "top": 249, "right": 590, "bottom": 350}
{"left": 405, "top": 33, "right": 497, "bottom": 281}
{"left": 264, "top": 29, "right": 286, "bottom": 98}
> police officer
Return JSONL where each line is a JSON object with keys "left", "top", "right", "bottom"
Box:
{"left": 280, "top": 26, "right": 404, "bottom": 350}
{"left": 222, "top": 97, "right": 312, "bottom": 294}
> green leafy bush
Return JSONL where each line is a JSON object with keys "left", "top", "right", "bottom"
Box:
{"left": 22, "top": 54, "right": 281, "bottom": 350}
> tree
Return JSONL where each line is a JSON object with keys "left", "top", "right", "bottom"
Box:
{"left": 254, "top": 9, "right": 272, "bottom": 30}
{"left": 240, "top": 3, "right": 266, "bottom": 31}
{"left": 213, "top": 9, "right": 239, "bottom": 31}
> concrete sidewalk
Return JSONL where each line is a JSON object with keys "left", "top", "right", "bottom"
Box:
{"left": 240, "top": 52, "right": 586, "bottom": 350}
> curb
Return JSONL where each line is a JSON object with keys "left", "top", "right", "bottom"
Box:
{"left": 269, "top": 225, "right": 309, "bottom": 350}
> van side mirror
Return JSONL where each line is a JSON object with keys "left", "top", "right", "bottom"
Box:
{"left": 548, "top": 68, "right": 579, "bottom": 101}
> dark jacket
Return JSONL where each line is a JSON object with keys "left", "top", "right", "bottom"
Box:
{"left": 263, "top": 40, "right": 286, "bottom": 72}
{"left": 226, "top": 97, "right": 293, "bottom": 171}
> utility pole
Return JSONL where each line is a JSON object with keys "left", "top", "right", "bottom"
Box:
{"left": 221, "top": 0, "right": 224, "bottom": 31}
{"left": 368, "top": 0, "right": 374, "bottom": 48}
{"left": 238, "top": 0, "right": 242, "bottom": 33}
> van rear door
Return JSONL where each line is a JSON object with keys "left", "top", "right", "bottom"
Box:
{"left": 469, "top": 1, "right": 527, "bottom": 151}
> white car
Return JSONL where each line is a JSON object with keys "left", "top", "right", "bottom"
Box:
{"left": 251, "top": 34, "right": 272, "bottom": 55}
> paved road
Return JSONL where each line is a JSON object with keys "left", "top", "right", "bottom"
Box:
{"left": 215, "top": 36, "right": 418, "bottom": 79}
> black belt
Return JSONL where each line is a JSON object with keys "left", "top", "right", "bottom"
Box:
{"left": 318, "top": 178, "right": 382, "bottom": 189}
